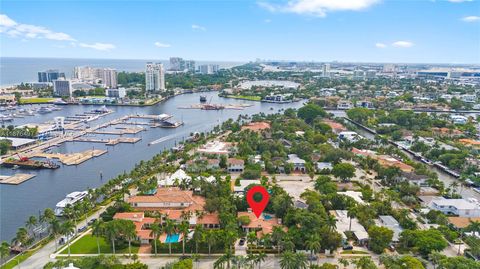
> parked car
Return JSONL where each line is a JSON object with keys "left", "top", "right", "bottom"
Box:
{"left": 239, "top": 238, "right": 245, "bottom": 246}
{"left": 77, "top": 226, "right": 87, "bottom": 233}
{"left": 342, "top": 244, "right": 353, "bottom": 250}
{"left": 87, "top": 218, "right": 97, "bottom": 226}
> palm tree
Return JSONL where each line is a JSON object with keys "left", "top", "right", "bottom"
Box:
{"left": 338, "top": 258, "right": 349, "bottom": 269}
{"left": 429, "top": 250, "right": 444, "bottom": 269}
{"left": 280, "top": 251, "right": 296, "bottom": 269}
{"left": 12, "top": 227, "right": 29, "bottom": 249}
{"left": 61, "top": 221, "right": 75, "bottom": 257}
{"left": 326, "top": 215, "right": 337, "bottom": 232}
{"left": 0, "top": 241, "right": 10, "bottom": 265}
{"left": 179, "top": 220, "right": 190, "bottom": 255}
{"left": 255, "top": 252, "right": 267, "bottom": 269}
{"left": 294, "top": 252, "right": 308, "bottom": 269}
{"left": 164, "top": 219, "right": 175, "bottom": 255}
{"left": 214, "top": 250, "right": 234, "bottom": 269}
{"left": 305, "top": 235, "right": 321, "bottom": 267}
{"left": 25, "top": 215, "right": 37, "bottom": 238}
{"left": 347, "top": 206, "right": 357, "bottom": 232}
{"left": 193, "top": 225, "right": 205, "bottom": 254}
{"left": 149, "top": 223, "right": 161, "bottom": 256}
{"left": 272, "top": 226, "right": 286, "bottom": 255}
{"left": 205, "top": 230, "right": 217, "bottom": 256}
{"left": 104, "top": 221, "right": 119, "bottom": 254}
{"left": 467, "top": 220, "right": 480, "bottom": 237}
{"left": 124, "top": 220, "right": 137, "bottom": 257}
{"left": 91, "top": 219, "right": 104, "bottom": 255}
{"left": 49, "top": 219, "right": 61, "bottom": 251}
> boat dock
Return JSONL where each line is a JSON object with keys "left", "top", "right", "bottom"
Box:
{"left": 91, "top": 126, "right": 145, "bottom": 135}
{"left": 0, "top": 174, "right": 36, "bottom": 185}
{"left": 73, "top": 137, "right": 141, "bottom": 146}
{"left": 33, "top": 149, "right": 107, "bottom": 165}
{"left": 178, "top": 104, "right": 252, "bottom": 110}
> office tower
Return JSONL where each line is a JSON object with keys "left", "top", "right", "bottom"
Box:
{"left": 53, "top": 79, "right": 73, "bottom": 97}
{"left": 102, "top": 69, "right": 118, "bottom": 88}
{"left": 145, "top": 62, "right": 165, "bottom": 92}
{"left": 38, "top": 69, "right": 65, "bottom": 82}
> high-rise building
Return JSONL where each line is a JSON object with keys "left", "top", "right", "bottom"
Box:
{"left": 38, "top": 70, "right": 65, "bottom": 82}
{"left": 198, "top": 64, "right": 220, "bottom": 74}
{"left": 322, "top": 64, "right": 331, "bottom": 77}
{"left": 53, "top": 79, "right": 73, "bottom": 97}
{"left": 184, "top": 60, "right": 196, "bottom": 72}
{"left": 102, "top": 69, "right": 118, "bottom": 89}
{"left": 169, "top": 57, "right": 183, "bottom": 71}
{"left": 73, "top": 66, "right": 96, "bottom": 80}
{"left": 383, "top": 64, "right": 396, "bottom": 73}
{"left": 145, "top": 62, "right": 165, "bottom": 92}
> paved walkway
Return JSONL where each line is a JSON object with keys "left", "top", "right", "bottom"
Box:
{"left": 15, "top": 206, "right": 109, "bottom": 269}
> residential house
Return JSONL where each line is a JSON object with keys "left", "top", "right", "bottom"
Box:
{"left": 238, "top": 210, "right": 284, "bottom": 238}
{"left": 331, "top": 210, "right": 369, "bottom": 245}
{"left": 241, "top": 121, "right": 271, "bottom": 132}
{"left": 227, "top": 158, "right": 245, "bottom": 172}
{"left": 377, "top": 215, "right": 403, "bottom": 243}
{"left": 113, "top": 212, "right": 156, "bottom": 244}
{"left": 426, "top": 197, "right": 480, "bottom": 217}
{"left": 287, "top": 154, "right": 306, "bottom": 173}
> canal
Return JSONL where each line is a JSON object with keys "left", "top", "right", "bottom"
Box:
{"left": 0, "top": 92, "right": 304, "bottom": 241}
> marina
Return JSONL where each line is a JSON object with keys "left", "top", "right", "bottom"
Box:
{"left": 0, "top": 92, "right": 304, "bottom": 241}
{"left": 33, "top": 149, "right": 107, "bottom": 166}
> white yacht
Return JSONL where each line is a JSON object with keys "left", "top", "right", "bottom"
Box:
{"left": 54, "top": 191, "right": 88, "bottom": 216}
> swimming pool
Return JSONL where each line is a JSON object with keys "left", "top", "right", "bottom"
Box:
{"left": 165, "top": 233, "right": 180, "bottom": 243}
{"left": 263, "top": 214, "right": 273, "bottom": 220}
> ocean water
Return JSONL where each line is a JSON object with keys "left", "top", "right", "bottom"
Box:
{"left": 0, "top": 57, "right": 244, "bottom": 87}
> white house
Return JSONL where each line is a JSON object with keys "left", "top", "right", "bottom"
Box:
{"left": 287, "top": 154, "right": 306, "bottom": 172}
{"left": 427, "top": 197, "right": 480, "bottom": 217}
{"left": 451, "top": 115, "right": 468, "bottom": 125}
{"left": 227, "top": 158, "right": 244, "bottom": 172}
{"left": 339, "top": 131, "right": 362, "bottom": 143}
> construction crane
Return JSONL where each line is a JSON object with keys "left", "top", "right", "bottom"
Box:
{"left": 14, "top": 153, "right": 29, "bottom": 162}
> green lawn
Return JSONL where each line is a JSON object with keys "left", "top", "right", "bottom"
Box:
{"left": 60, "top": 234, "right": 139, "bottom": 254}
{"left": 19, "top": 98, "right": 55, "bottom": 104}
{"left": 226, "top": 95, "right": 262, "bottom": 101}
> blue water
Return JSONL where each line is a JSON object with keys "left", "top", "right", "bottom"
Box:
{"left": 165, "top": 234, "right": 180, "bottom": 243}
{"left": 263, "top": 214, "right": 273, "bottom": 220}
{"left": 0, "top": 57, "right": 244, "bottom": 86}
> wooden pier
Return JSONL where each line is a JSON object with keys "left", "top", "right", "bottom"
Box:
{"left": 33, "top": 149, "right": 107, "bottom": 165}
{"left": 0, "top": 174, "right": 36, "bottom": 185}
{"left": 73, "top": 137, "right": 141, "bottom": 146}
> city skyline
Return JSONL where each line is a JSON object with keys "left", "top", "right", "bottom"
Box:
{"left": 0, "top": 0, "right": 479, "bottom": 64}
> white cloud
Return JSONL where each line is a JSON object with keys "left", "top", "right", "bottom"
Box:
{"left": 448, "top": 0, "right": 472, "bottom": 2}
{"left": 154, "top": 41, "right": 171, "bottom": 48}
{"left": 258, "top": 0, "right": 381, "bottom": 17}
{"left": 0, "top": 14, "right": 17, "bottom": 27}
{"left": 264, "top": 19, "right": 272, "bottom": 23}
{"left": 462, "top": 16, "right": 480, "bottom": 22}
{"left": 375, "top": 43, "right": 387, "bottom": 48}
{"left": 79, "top": 42, "right": 116, "bottom": 51}
{"left": 191, "top": 24, "right": 206, "bottom": 31}
{"left": 392, "top": 41, "right": 414, "bottom": 48}
{"left": 0, "top": 14, "right": 75, "bottom": 41}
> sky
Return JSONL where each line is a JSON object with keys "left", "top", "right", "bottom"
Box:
{"left": 0, "top": 0, "right": 479, "bottom": 64}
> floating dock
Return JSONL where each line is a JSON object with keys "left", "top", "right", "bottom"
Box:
{"left": 73, "top": 137, "right": 141, "bottom": 146}
{"left": 33, "top": 149, "right": 107, "bottom": 165}
{"left": 0, "top": 174, "right": 36, "bottom": 185}
{"left": 178, "top": 104, "right": 252, "bottom": 110}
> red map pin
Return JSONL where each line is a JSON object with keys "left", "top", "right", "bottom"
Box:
{"left": 246, "top": 185, "right": 270, "bottom": 218}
